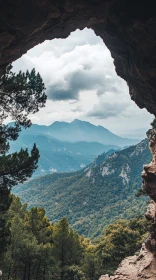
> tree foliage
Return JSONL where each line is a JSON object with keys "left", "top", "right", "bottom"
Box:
{"left": 0, "top": 144, "right": 39, "bottom": 188}
{"left": 15, "top": 139, "right": 151, "bottom": 238}
{"left": 0, "top": 64, "right": 46, "bottom": 153}
{"left": 0, "top": 64, "right": 46, "bottom": 254}
{"left": 96, "top": 218, "right": 151, "bottom": 275}
{"left": 0, "top": 195, "right": 151, "bottom": 280}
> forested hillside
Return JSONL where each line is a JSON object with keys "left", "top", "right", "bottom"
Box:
{"left": 10, "top": 133, "right": 116, "bottom": 176}
{"left": 1, "top": 195, "right": 151, "bottom": 280}
{"left": 9, "top": 119, "right": 140, "bottom": 177}
{"left": 14, "top": 139, "right": 151, "bottom": 238}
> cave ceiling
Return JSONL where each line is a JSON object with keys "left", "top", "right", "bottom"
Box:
{"left": 0, "top": 0, "right": 156, "bottom": 115}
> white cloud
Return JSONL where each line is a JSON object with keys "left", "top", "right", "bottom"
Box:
{"left": 13, "top": 28, "right": 153, "bottom": 139}
{"left": 87, "top": 91, "right": 130, "bottom": 119}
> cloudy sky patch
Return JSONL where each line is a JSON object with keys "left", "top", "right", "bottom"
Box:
{"left": 13, "top": 28, "right": 153, "bottom": 139}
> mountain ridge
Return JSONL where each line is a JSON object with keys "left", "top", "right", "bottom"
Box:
{"left": 13, "top": 138, "right": 151, "bottom": 238}
{"left": 9, "top": 119, "right": 139, "bottom": 146}
{"left": 8, "top": 119, "right": 140, "bottom": 177}
{"left": 10, "top": 133, "right": 117, "bottom": 176}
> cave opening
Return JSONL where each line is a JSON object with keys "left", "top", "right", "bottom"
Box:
{"left": 12, "top": 28, "right": 153, "bottom": 139}
{"left": 9, "top": 27, "right": 153, "bottom": 238}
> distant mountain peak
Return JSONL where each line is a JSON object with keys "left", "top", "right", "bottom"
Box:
{"left": 9, "top": 119, "right": 140, "bottom": 146}
{"left": 72, "top": 119, "right": 82, "bottom": 123}
{"left": 71, "top": 119, "right": 92, "bottom": 126}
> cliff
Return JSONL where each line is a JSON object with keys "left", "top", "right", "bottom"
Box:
{"left": 99, "top": 127, "right": 156, "bottom": 280}
{"left": 99, "top": 245, "right": 156, "bottom": 280}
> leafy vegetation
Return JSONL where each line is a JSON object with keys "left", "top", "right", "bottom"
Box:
{"left": 1, "top": 195, "right": 151, "bottom": 280}
{"left": 0, "top": 64, "right": 46, "bottom": 153}
{"left": 14, "top": 139, "right": 151, "bottom": 238}
{"left": 0, "top": 64, "right": 46, "bottom": 254}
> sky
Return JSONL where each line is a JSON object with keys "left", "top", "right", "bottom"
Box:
{"left": 13, "top": 28, "right": 153, "bottom": 139}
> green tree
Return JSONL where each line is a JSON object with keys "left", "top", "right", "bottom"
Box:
{"left": 0, "top": 187, "right": 12, "bottom": 260}
{"left": 1, "top": 195, "right": 151, "bottom": 280}
{"left": 63, "top": 266, "right": 86, "bottom": 280}
{"left": 96, "top": 218, "right": 150, "bottom": 275}
{"left": 0, "top": 64, "right": 46, "bottom": 258}
{"left": 1, "top": 196, "right": 55, "bottom": 280}
{"left": 83, "top": 249, "right": 98, "bottom": 280}
{"left": 2, "top": 213, "right": 38, "bottom": 280}
{"left": 25, "top": 207, "right": 53, "bottom": 245}
{"left": 0, "top": 144, "right": 39, "bottom": 188}
{"left": 53, "top": 217, "right": 83, "bottom": 279}
{"left": 0, "top": 64, "right": 46, "bottom": 153}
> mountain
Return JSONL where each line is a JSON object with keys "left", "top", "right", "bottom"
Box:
{"left": 9, "top": 133, "right": 118, "bottom": 177}
{"left": 13, "top": 139, "right": 151, "bottom": 238}
{"left": 15, "top": 119, "right": 140, "bottom": 147}
{"left": 9, "top": 118, "right": 139, "bottom": 177}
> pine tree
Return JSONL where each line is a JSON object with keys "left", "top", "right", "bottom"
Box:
{"left": 53, "top": 217, "right": 83, "bottom": 279}
{"left": 0, "top": 64, "right": 46, "bottom": 256}
{"left": 0, "top": 64, "right": 46, "bottom": 153}
{"left": 25, "top": 207, "right": 53, "bottom": 245}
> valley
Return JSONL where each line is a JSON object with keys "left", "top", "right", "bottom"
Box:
{"left": 13, "top": 138, "right": 150, "bottom": 238}
{"left": 10, "top": 119, "right": 139, "bottom": 177}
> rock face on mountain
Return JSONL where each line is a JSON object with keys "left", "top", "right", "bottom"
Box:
{"left": 142, "top": 127, "right": 156, "bottom": 255}
{"left": 102, "top": 127, "right": 156, "bottom": 280}
{"left": 142, "top": 128, "right": 156, "bottom": 202}
{"left": 100, "top": 244, "right": 156, "bottom": 280}
{"left": 0, "top": 1, "right": 156, "bottom": 115}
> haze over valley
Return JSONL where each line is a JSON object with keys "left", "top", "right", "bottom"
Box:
{"left": 10, "top": 119, "right": 140, "bottom": 177}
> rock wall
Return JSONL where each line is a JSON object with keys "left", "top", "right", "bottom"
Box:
{"left": 142, "top": 126, "right": 156, "bottom": 256}
{"left": 142, "top": 128, "right": 156, "bottom": 202}
{"left": 0, "top": 1, "right": 156, "bottom": 114}
{"left": 99, "top": 126, "right": 156, "bottom": 280}
{"left": 99, "top": 244, "right": 156, "bottom": 280}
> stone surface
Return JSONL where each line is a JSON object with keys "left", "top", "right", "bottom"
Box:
{"left": 0, "top": 1, "right": 156, "bottom": 114}
{"left": 99, "top": 275, "right": 110, "bottom": 280}
{"left": 99, "top": 245, "right": 156, "bottom": 280}
{"left": 103, "top": 126, "right": 156, "bottom": 280}
{"left": 145, "top": 200, "right": 156, "bottom": 222}
{"left": 142, "top": 128, "right": 156, "bottom": 201}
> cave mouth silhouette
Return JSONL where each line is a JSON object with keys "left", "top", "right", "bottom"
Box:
{"left": 2, "top": 4, "right": 156, "bottom": 274}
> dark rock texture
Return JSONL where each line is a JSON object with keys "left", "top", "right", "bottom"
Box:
{"left": 99, "top": 125, "right": 156, "bottom": 279}
{"left": 0, "top": 1, "right": 156, "bottom": 114}
{"left": 103, "top": 126, "right": 156, "bottom": 280}
{"left": 142, "top": 128, "right": 156, "bottom": 202}
{"left": 142, "top": 127, "right": 156, "bottom": 255}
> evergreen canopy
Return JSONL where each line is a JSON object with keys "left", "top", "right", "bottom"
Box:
{"left": 0, "top": 64, "right": 46, "bottom": 153}
{"left": 0, "top": 64, "right": 46, "bottom": 253}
